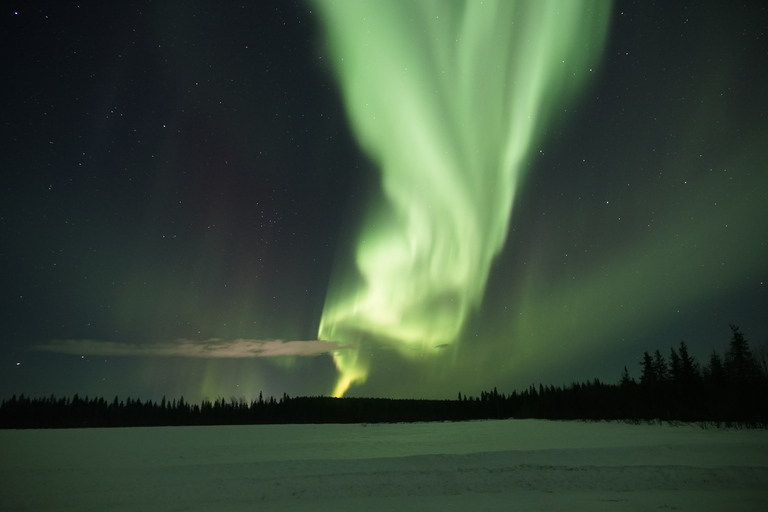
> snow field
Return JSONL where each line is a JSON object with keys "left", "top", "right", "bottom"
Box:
{"left": 1, "top": 419, "right": 767, "bottom": 511}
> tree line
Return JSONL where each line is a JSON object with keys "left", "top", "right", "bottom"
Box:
{"left": 2, "top": 324, "right": 766, "bottom": 429}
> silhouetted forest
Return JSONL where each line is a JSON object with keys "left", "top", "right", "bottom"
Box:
{"left": 2, "top": 325, "right": 767, "bottom": 429}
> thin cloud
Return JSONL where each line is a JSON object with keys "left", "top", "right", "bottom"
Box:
{"left": 36, "top": 338, "right": 344, "bottom": 358}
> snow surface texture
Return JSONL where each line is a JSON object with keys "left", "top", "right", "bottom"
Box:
{"left": 1, "top": 419, "right": 767, "bottom": 511}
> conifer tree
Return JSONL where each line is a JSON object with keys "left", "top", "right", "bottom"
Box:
{"left": 677, "top": 341, "right": 700, "bottom": 384}
{"left": 653, "top": 350, "right": 669, "bottom": 383}
{"left": 703, "top": 350, "right": 725, "bottom": 387}
{"left": 620, "top": 366, "right": 635, "bottom": 388}
{"left": 725, "top": 324, "right": 758, "bottom": 383}
{"left": 640, "top": 351, "right": 655, "bottom": 386}
{"left": 669, "top": 347, "right": 682, "bottom": 383}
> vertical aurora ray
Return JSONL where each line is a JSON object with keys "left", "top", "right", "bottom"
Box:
{"left": 313, "top": 0, "right": 612, "bottom": 396}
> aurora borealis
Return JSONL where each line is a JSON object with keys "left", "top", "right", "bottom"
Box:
{"left": 2, "top": 1, "right": 767, "bottom": 403}
{"left": 314, "top": 0, "right": 612, "bottom": 396}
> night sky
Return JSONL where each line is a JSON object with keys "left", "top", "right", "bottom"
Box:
{"left": 2, "top": 1, "right": 766, "bottom": 403}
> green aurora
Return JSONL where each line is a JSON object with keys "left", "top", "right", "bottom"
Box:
{"left": 313, "top": 0, "right": 613, "bottom": 396}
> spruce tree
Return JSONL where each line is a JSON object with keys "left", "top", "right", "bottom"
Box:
{"left": 705, "top": 351, "right": 722, "bottom": 378}
{"left": 677, "top": 341, "right": 700, "bottom": 384}
{"left": 653, "top": 350, "right": 669, "bottom": 383}
{"left": 640, "top": 351, "right": 656, "bottom": 386}
{"left": 620, "top": 366, "right": 635, "bottom": 388}
{"left": 669, "top": 347, "right": 681, "bottom": 384}
{"left": 725, "top": 324, "right": 758, "bottom": 383}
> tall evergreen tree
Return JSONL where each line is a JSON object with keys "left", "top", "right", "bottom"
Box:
{"left": 725, "top": 324, "right": 758, "bottom": 383}
{"left": 640, "top": 351, "right": 656, "bottom": 386}
{"left": 703, "top": 350, "right": 725, "bottom": 384}
{"left": 620, "top": 366, "right": 635, "bottom": 388}
{"left": 669, "top": 347, "right": 682, "bottom": 383}
{"left": 677, "top": 341, "right": 701, "bottom": 384}
{"left": 653, "top": 350, "right": 669, "bottom": 383}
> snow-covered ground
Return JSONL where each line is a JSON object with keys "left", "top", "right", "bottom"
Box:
{"left": 1, "top": 419, "right": 767, "bottom": 511}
